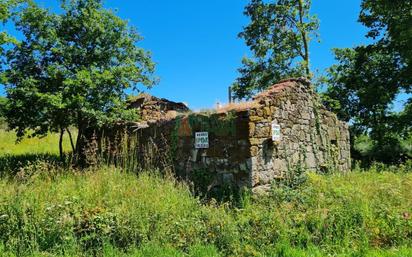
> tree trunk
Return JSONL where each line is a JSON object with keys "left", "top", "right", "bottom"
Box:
{"left": 74, "top": 122, "right": 85, "bottom": 166}
{"left": 298, "top": 0, "right": 311, "bottom": 78}
{"left": 66, "top": 128, "right": 76, "bottom": 153}
{"left": 59, "top": 128, "right": 65, "bottom": 161}
{"left": 74, "top": 121, "right": 99, "bottom": 168}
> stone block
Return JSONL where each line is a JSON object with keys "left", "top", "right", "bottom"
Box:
{"left": 305, "top": 152, "right": 317, "bottom": 169}
{"left": 264, "top": 107, "right": 271, "bottom": 116}
{"left": 255, "top": 126, "right": 270, "bottom": 138}
{"left": 239, "top": 163, "right": 248, "bottom": 172}
{"left": 301, "top": 111, "right": 311, "bottom": 120}
{"left": 249, "top": 122, "right": 256, "bottom": 136}
{"left": 250, "top": 138, "right": 265, "bottom": 146}
{"left": 252, "top": 185, "right": 271, "bottom": 195}
{"left": 250, "top": 146, "right": 259, "bottom": 156}
{"left": 222, "top": 173, "right": 234, "bottom": 183}
{"left": 250, "top": 116, "right": 263, "bottom": 122}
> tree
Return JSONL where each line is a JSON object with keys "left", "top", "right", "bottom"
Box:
{"left": 0, "top": 96, "right": 7, "bottom": 129}
{"left": 322, "top": 46, "right": 409, "bottom": 163}
{"left": 232, "top": 0, "right": 319, "bottom": 99}
{"left": 0, "top": 0, "right": 12, "bottom": 59}
{"left": 359, "top": 0, "right": 412, "bottom": 138}
{"left": 360, "top": 0, "right": 412, "bottom": 77}
{"left": 322, "top": 0, "right": 412, "bottom": 164}
{"left": 2, "top": 0, "right": 156, "bottom": 162}
{"left": 323, "top": 46, "right": 406, "bottom": 128}
{"left": 1, "top": 0, "right": 22, "bottom": 72}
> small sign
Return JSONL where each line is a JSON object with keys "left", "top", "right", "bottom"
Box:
{"left": 271, "top": 122, "right": 281, "bottom": 142}
{"left": 195, "top": 132, "right": 209, "bottom": 149}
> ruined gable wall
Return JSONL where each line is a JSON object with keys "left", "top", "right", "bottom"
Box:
{"left": 247, "top": 79, "right": 351, "bottom": 188}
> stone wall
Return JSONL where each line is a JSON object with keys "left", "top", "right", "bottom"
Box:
{"left": 134, "top": 110, "right": 252, "bottom": 188}
{"left": 106, "top": 78, "right": 351, "bottom": 191}
{"left": 247, "top": 78, "right": 351, "bottom": 190}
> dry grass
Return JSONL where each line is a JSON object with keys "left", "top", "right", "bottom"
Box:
{"left": 164, "top": 110, "right": 179, "bottom": 120}
{"left": 215, "top": 101, "right": 260, "bottom": 114}
{"left": 253, "top": 81, "right": 295, "bottom": 100}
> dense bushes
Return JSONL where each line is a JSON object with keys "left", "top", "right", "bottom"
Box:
{"left": 0, "top": 166, "right": 411, "bottom": 257}
{"left": 353, "top": 134, "right": 412, "bottom": 165}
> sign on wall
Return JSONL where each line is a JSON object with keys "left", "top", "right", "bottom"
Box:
{"left": 271, "top": 122, "right": 281, "bottom": 142}
{"left": 195, "top": 132, "right": 209, "bottom": 149}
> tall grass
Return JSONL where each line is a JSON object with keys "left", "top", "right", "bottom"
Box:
{"left": 0, "top": 167, "right": 411, "bottom": 257}
{"left": 0, "top": 130, "right": 411, "bottom": 256}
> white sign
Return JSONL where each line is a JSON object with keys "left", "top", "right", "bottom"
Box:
{"left": 271, "top": 122, "right": 281, "bottom": 142}
{"left": 195, "top": 132, "right": 209, "bottom": 149}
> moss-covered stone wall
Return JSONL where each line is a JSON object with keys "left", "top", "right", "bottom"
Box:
{"left": 134, "top": 111, "right": 252, "bottom": 188}
{"left": 111, "top": 78, "right": 350, "bottom": 192}
{"left": 247, "top": 78, "right": 351, "bottom": 191}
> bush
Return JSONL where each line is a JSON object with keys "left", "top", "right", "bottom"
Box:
{"left": 354, "top": 134, "right": 412, "bottom": 166}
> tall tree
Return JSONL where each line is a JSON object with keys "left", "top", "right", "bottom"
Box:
{"left": 323, "top": 0, "right": 412, "bottom": 163}
{"left": 323, "top": 47, "right": 406, "bottom": 135}
{"left": 232, "top": 0, "right": 319, "bottom": 99}
{"left": 360, "top": 0, "right": 412, "bottom": 137}
{"left": 0, "top": 0, "right": 21, "bottom": 72}
{"left": 360, "top": 0, "right": 412, "bottom": 76}
{"left": 2, "top": 0, "right": 156, "bottom": 162}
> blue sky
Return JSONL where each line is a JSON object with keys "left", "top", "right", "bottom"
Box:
{"left": 1, "top": 0, "right": 384, "bottom": 110}
{"left": 119, "top": 0, "right": 369, "bottom": 110}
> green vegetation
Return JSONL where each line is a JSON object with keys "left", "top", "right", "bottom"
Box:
{"left": 1, "top": 0, "right": 156, "bottom": 161}
{"left": 232, "top": 0, "right": 319, "bottom": 99}
{"left": 0, "top": 97, "right": 7, "bottom": 130}
{"left": 0, "top": 165, "right": 411, "bottom": 257}
{"left": 321, "top": 0, "right": 411, "bottom": 164}
{"left": 0, "top": 130, "right": 73, "bottom": 156}
{"left": 0, "top": 0, "right": 411, "bottom": 256}
{"left": 231, "top": 0, "right": 411, "bottom": 165}
{"left": 0, "top": 131, "right": 411, "bottom": 257}
{"left": 0, "top": 129, "right": 75, "bottom": 177}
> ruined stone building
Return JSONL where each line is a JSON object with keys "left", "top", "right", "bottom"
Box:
{"left": 107, "top": 78, "right": 350, "bottom": 192}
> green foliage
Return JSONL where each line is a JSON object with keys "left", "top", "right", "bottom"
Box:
{"left": 321, "top": 0, "right": 412, "bottom": 165}
{"left": 0, "top": 96, "right": 6, "bottom": 114}
{"left": 233, "top": 0, "right": 319, "bottom": 99}
{"left": 0, "top": 96, "right": 7, "bottom": 129}
{"left": 0, "top": 129, "right": 74, "bottom": 156}
{"left": 0, "top": 121, "right": 411, "bottom": 257}
{"left": 322, "top": 47, "right": 406, "bottom": 126}
{"left": 353, "top": 133, "right": 412, "bottom": 165}
{"left": 190, "top": 168, "right": 245, "bottom": 206}
{"left": 1, "top": 0, "right": 156, "bottom": 149}
{"left": 359, "top": 0, "right": 412, "bottom": 76}
{"left": 0, "top": 0, "right": 25, "bottom": 24}
{"left": 0, "top": 1, "right": 19, "bottom": 63}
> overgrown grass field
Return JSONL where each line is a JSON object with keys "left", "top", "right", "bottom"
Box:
{"left": 0, "top": 130, "right": 411, "bottom": 257}
{"left": 0, "top": 129, "right": 74, "bottom": 177}
{"left": 0, "top": 129, "right": 73, "bottom": 156}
